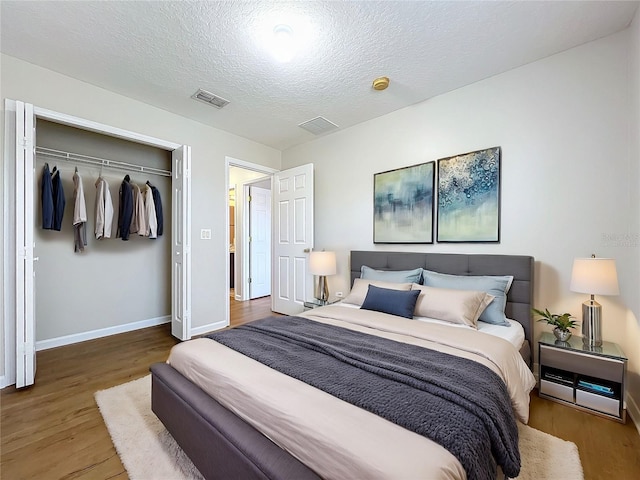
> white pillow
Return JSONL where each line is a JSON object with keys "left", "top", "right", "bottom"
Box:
{"left": 342, "top": 278, "right": 412, "bottom": 306}
{"left": 421, "top": 270, "right": 512, "bottom": 326}
{"left": 411, "top": 284, "right": 495, "bottom": 328}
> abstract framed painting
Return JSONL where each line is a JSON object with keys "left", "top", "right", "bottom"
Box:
{"left": 373, "top": 161, "right": 435, "bottom": 244}
{"left": 437, "top": 146, "right": 501, "bottom": 243}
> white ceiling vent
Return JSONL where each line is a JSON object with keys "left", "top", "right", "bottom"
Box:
{"left": 298, "top": 116, "right": 339, "bottom": 135}
{"left": 191, "top": 89, "right": 230, "bottom": 109}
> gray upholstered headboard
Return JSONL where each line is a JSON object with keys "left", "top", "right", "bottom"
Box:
{"left": 350, "top": 251, "right": 534, "bottom": 365}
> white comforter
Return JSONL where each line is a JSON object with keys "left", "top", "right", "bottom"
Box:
{"left": 168, "top": 306, "right": 536, "bottom": 480}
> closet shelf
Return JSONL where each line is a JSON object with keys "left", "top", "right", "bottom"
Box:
{"left": 35, "top": 146, "right": 171, "bottom": 177}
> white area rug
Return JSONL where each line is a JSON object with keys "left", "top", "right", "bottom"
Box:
{"left": 95, "top": 375, "right": 584, "bottom": 480}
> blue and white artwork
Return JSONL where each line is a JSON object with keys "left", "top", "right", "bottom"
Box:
{"left": 437, "top": 147, "right": 501, "bottom": 242}
{"left": 374, "top": 162, "right": 434, "bottom": 243}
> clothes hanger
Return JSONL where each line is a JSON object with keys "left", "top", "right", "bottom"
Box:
{"left": 124, "top": 174, "right": 130, "bottom": 182}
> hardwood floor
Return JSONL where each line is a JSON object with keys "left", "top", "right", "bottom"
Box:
{"left": 1, "top": 295, "right": 639, "bottom": 479}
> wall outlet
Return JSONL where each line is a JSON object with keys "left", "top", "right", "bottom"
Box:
{"left": 335, "top": 291, "right": 344, "bottom": 298}
{"left": 200, "top": 229, "right": 212, "bottom": 240}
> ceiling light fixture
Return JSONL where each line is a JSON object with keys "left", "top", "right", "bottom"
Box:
{"left": 372, "top": 76, "right": 390, "bottom": 91}
{"left": 271, "top": 24, "right": 296, "bottom": 63}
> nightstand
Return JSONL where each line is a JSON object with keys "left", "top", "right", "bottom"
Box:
{"left": 303, "top": 299, "right": 338, "bottom": 310}
{"left": 538, "top": 332, "right": 627, "bottom": 423}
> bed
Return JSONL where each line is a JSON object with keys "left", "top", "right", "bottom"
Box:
{"left": 151, "top": 251, "right": 535, "bottom": 480}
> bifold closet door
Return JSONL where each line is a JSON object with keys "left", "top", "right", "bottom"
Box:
{"left": 171, "top": 145, "right": 192, "bottom": 341}
{"left": 14, "top": 100, "right": 37, "bottom": 388}
{"left": 7, "top": 98, "right": 193, "bottom": 387}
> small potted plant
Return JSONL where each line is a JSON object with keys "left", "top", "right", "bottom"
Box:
{"left": 532, "top": 308, "right": 578, "bottom": 342}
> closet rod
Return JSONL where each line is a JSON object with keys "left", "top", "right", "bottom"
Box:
{"left": 35, "top": 146, "right": 172, "bottom": 177}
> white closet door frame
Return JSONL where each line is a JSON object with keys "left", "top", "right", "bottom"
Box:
{"left": 2, "top": 100, "right": 192, "bottom": 387}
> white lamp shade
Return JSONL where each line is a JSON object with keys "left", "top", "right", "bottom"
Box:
{"left": 309, "top": 251, "right": 336, "bottom": 276}
{"left": 570, "top": 257, "right": 619, "bottom": 295}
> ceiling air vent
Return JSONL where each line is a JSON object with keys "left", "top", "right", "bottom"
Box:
{"left": 298, "top": 116, "right": 339, "bottom": 135}
{"left": 191, "top": 89, "right": 230, "bottom": 109}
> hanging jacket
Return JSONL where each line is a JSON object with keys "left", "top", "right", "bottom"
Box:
{"left": 51, "top": 166, "right": 66, "bottom": 231}
{"left": 117, "top": 175, "right": 134, "bottom": 241}
{"left": 73, "top": 170, "right": 87, "bottom": 252}
{"left": 41, "top": 163, "right": 54, "bottom": 229}
{"left": 130, "top": 183, "right": 147, "bottom": 236}
{"left": 95, "top": 177, "right": 114, "bottom": 239}
{"left": 150, "top": 184, "right": 163, "bottom": 236}
{"left": 143, "top": 183, "right": 158, "bottom": 239}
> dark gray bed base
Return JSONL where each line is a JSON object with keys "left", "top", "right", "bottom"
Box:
{"left": 150, "top": 362, "right": 321, "bottom": 480}
{"left": 350, "top": 251, "right": 534, "bottom": 367}
{"left": 150, "top": 252, "right": 534, "bottom": 480}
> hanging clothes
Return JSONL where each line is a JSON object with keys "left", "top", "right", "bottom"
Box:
{"left": 41, "top": 163, "right": 54, "bottom": 229}
{"left": 130, "top": 183, "right": 147, "bottom": 236}
{"left": 150, "top": 183, "right": 163, "bottom": 236}
{"left": 94, "top": 177, "right": 114, "bottom": 239}
{"left": 117, "top": 175, "right": 134, "bottom": 240}
{"left": 143, "top": 182, "right": 158, "bottom": 239}
{"left": 51, "top": 166, "right": 66, "bottom": 231}
{"left": 72, "top": 169, "right": 87, "bottom": 252}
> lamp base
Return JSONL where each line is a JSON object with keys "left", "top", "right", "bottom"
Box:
{"left": 315, "top": 275, "right": 329, "bottom": 305}
{"left": 581, "top": 299, "right": 602, "bottom": 347}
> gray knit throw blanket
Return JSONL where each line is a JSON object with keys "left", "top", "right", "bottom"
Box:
{"left": 208, "top": 316, "right": 520, "bottom": 480}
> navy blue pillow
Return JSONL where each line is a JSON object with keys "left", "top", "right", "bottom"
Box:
{"left": 360, "top": 285, "right": 420, "bottom": 319}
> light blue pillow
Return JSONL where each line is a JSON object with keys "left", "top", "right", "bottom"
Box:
{"left": 361, "top": 265, "right": 423, "bottom": 284}
{"left": 421, "top": 270, "right": 513, "bottom": 327}
{"left": 360, "top": 285, "right": 420, "bottom": 319}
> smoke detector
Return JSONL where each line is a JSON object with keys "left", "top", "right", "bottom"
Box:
{"left": 191, "top": 89, "right": 230, "bottom": 109}
{"left": 372, "top": 76, "right": 390, "bottom": 91}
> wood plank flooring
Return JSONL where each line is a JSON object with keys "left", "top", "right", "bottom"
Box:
{"left": 2, "top": 295, "right": 639, "bottom": 479}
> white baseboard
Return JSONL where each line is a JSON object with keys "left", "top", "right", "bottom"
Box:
{"left": 190, "top": 320, "right": 228, "bottom": 337}
{"left": 626, "top": 392, "right": 640, "bottom": 435}
{"left": 35, "top": 315, "right": 171, "bottom": 351}
{"left": 0, "top": 375, "right": 8, "bottom": 389}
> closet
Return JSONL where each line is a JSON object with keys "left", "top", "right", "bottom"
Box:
{"left": 34, "top": 121, "right": 172, "bottom": 344}
{"left": 7, "top": 100, "right": 191, "bottom": 388}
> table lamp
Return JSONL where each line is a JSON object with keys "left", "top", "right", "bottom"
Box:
{"left": 309, "top": 251, "right": 336, "bottom": 304}
{"left": 569, "top": 255, "right": 619, "bottom": 347}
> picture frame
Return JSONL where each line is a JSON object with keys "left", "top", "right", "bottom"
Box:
{"left": 373, "top": 161, "right": 435, "bottom": 244}
{"left": 437, "top": 146, "right": 501, "bottom": 243}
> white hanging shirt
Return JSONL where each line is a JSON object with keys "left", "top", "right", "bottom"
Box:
{"left": 143, "top": 183, "right": 158, "bottom": 239}
{"left": 95, "top": 177, "right": 114, "bottom": 239}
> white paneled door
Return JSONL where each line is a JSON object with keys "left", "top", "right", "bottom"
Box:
{"left": 272, "top": 164, "right": 314, "bottom": 315}
{"left": 249, "top": 185, "right": 271, "bottom": 299}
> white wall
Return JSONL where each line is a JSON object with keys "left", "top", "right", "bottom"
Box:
{"left": 1, "top": 54, "right": 281, "bottom": 382}
{"left": 282, "top": 29, "right": 640, "bottom": 421}
{"left": 628, "top": 5, "right": 640, "bottom": 425}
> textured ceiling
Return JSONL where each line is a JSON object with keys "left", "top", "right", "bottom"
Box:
{"left": 1, "top": 1, "right": 638, "bottom": 150}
